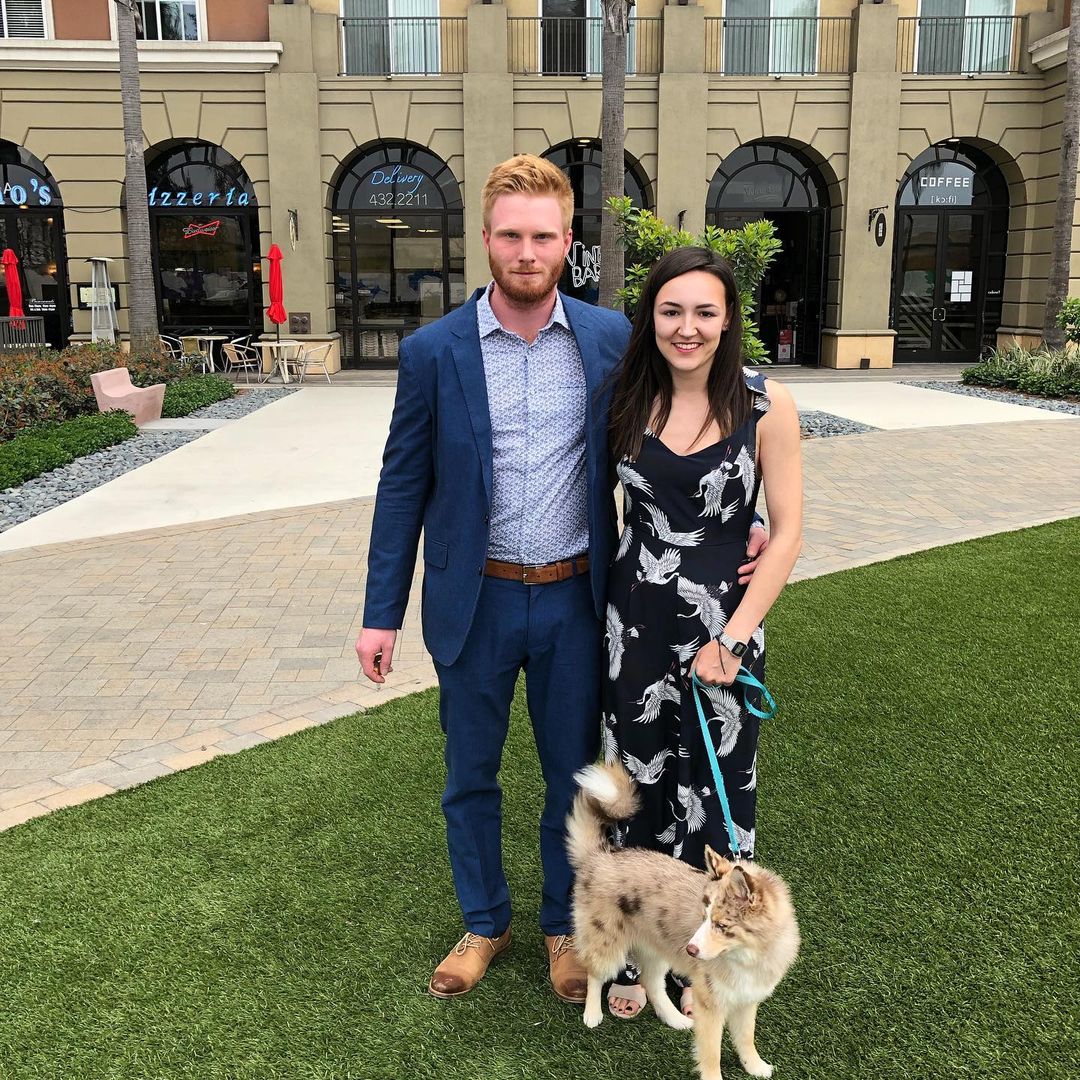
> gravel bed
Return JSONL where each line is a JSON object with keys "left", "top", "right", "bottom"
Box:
{"left": 1, "top": 431, "right": 201, "bottom": 533}
{"left": 186, "top": 385, "right": 299, "bottom": 420}
{"left": 902, "top": 381, "right": 1080, "bottom": 416}
{"left": 0, "top": 387, "right": 299, "bottom": 534}
{"left": 799, "top": 410, "right": 879, "bottom": 438}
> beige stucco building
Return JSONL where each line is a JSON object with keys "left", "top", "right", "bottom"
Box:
{"left": 0, "top": 0, "right": 1074, "bottom": 368}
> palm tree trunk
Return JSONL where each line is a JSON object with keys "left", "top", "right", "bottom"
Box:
{"left": 116, "top": 0, "right": 159, "bottom": 352}
{"left": 599, "top": 0, "right": 629, "bottom": 311}
{"left": 1042, "top": 15, "right": 1080, "bottom": 349}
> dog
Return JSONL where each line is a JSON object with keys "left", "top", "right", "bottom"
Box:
{"left": 567, "top": 763, "right": 800, "bottom": 1080}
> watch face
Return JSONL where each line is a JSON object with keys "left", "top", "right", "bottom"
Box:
{"left": 730, "top": 641, "right": 747, "bottom": 657}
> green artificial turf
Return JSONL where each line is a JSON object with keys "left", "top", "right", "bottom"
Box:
{"left": 1, "top": 520, "right": 1077, "bottom": 1080}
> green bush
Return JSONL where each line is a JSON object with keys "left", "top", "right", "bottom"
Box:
{"left": 1056, "top": 297, "right": 1080, "bottom": 347}
{"left": 606, "top": 196, "right": 783, "bottom": 363}
{"left": 161, "top": 375, "right": 235, "bottom": 418}
{"left": 0, "top": 412, "right": 138, "bottom": 490}
{"left": 962, "top": 345, "right": 1080, "bottom": 399}
{"left": 0, "top": 341, "right": 184, "bottom": 443}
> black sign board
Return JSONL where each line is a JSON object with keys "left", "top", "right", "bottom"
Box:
{"left": 874, "top": 214, "right": 887, "bottom": 247}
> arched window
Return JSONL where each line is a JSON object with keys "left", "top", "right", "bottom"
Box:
{"left": 542, "top": 140, "right": 652, "bottom": 305}
{"left": 331, "top": 141, "right": 464, "bottom": 368}
{"left": 144, "top": 140, "right": 260, "bottom": 336}
{"left": 0, "top": 140, "right": 70, "bottom": 348}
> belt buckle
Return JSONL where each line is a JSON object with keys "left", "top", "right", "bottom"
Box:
{"left": 522, "top": 564, "right": 542, "bottom": 585}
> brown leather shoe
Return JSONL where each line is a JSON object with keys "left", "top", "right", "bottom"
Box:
{"left": 427, "top": 928, "right": 511, "bottom": 999}
{"left": 545, "top": 933, "right": 587, "bottom": 1004}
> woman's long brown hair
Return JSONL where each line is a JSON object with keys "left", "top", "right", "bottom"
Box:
{"left": 608, "top": 247, "right": 751, "bottom": 464}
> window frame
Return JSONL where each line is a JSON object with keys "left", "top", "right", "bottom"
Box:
{"left": 108, "top": 0, "right": 208, "bottom": 43}
{"left": 0, "top": 0, "right": 54, "bottom": 40}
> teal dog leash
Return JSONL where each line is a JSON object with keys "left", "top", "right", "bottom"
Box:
{"left": 691, "top": 667, "right": 777, "bottom": 860}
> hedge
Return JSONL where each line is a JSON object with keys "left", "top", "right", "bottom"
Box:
{"left": 162, "top": 375, "right": 235, "bottom": 418}
{"left": 962, "top": 345, "right": 1080, "bottom": 400}
{"left": 0, "top": 412, "right": 138, "bottom": 491}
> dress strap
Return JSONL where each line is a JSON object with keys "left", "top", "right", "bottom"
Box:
{"left": 742, "top": 366, "right": 771, "bottom": 415}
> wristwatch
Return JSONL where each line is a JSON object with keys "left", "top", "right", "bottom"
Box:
{"left": 719, "top": 632, "right": 748, "bottom": 658}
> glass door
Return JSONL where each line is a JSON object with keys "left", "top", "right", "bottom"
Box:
{"left": 893, "top": 210, "right": 987, "bottom": 362}
{"left": 0, "top": 211, "right": 71, "bottom": 349}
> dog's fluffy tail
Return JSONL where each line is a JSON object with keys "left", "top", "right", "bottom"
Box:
{"left": 566, "top": 763, "right": 640, "bottom": 870}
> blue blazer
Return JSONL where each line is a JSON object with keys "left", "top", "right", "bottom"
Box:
{"left": 363, "top": 288, "right": 633, "bottom": 667}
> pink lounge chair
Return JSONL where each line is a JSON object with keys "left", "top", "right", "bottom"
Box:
{"left": 90, "top": 367, "right": 166, "bottom": 426}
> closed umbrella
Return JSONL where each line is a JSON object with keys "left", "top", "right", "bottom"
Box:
{"left": 2, "top": 248, "right": 24, "bottom": 331}
{"left": 266, "top": 243, "right": 287, "bottom": 342}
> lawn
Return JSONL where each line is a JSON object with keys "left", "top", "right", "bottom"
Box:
{"left": 0, "top": 520, "right": 1077, "bottom": 1080}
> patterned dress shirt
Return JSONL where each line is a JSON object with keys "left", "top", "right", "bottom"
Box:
{"left": 477, "top": 281, "right": 590, "bottom": 564}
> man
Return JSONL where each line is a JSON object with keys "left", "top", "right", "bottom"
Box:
{"left": 356, "top": 154, "right": 767, "bottom": 1003}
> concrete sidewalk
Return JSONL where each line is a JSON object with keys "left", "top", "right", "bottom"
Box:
{"left": 0, "top": 379, "right": 1073, "bottom": 552}
{"left": 2, "top": 417, "right": 1077, "bottom": 829}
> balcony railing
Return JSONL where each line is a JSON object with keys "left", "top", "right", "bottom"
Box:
{"left": 0, "top": 316, "right": 46, "bottom": 350}
{"left": 897, "top": 16, "right": 1024, "bottom": 75}
{"left": 508, "top": 17, "right": 662, "bottom": 77}
{"left": 705, "top": 17, "right": 852, "bottom": 76}
{"left": 339, "top": 17, "right": 467, "bottom": 76}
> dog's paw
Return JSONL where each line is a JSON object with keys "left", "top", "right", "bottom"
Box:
{"left": 741, "top": 1057, "right": 773, "bottom": 1078}
{"left": 583, "top": 1006, "right": 604, "bottom": 1029}
{"left": 660, "top": 1010, "right": 694, "bottom": 1031}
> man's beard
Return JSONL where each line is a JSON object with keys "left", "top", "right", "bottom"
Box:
{"left": 489, "top": 257, "right": 563, "bottom": 305}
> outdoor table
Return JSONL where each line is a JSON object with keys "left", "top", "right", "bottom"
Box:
{"left": 264, "top": 339, "right": 302, "bottom": 384}
{"left": 195, "top": 334, "right": 230, "bottom": 373}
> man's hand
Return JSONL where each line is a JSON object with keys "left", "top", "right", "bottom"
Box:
{"left": 737, "top": 525, "right": 770, "bottom": 586}
{"left": 356, "top": 628, "right": 398, "bottom": 685}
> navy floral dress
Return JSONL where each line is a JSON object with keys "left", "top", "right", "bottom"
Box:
{"left": 602, "top": 368, "right": 771, "bottom": 872}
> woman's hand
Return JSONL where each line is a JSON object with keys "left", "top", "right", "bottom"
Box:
{"left": 690, "top": 639, "right": 742, "bottom": 687}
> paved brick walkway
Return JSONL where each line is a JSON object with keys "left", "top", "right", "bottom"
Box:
{"left": 1, "top": 417, "right": 1077, "bottom": 829}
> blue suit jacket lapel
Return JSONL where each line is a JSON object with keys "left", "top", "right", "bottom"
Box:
{"left": 563, "top": 299, "right": 605, "bottom": 478}
{"left": 450, "top": 294, "right": 493, "bottom": 504}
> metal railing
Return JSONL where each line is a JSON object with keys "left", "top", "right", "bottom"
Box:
{"left": 0, "top": 315, "right": 46, "bottom": 350}
{"left": 705, "top": 17, "right": 852, "bottom": 76}
{"left": 339, "top": 17, "right": 467, "bottom": 76}
{"left": 897, "top": 16, "right": 1024, "bottom": 75}
{"left": 508, "top": 17, "right": 662, "bottom": 77}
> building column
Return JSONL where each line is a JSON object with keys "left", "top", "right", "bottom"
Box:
{"left": 821, "top": 1, "right": 902, "bottom": 369}
{"left": 264, "top": 2, "right": 338, "bottom": 363}
{"left": 656, "top": 2, "right": 708, "bottom": 236}
{"left": 463, "top": 2, "right": 514, "bottom": 292}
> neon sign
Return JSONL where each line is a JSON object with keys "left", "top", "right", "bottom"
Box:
{"left": 183, "top": 220, "right": 222, "bottom": 239}
{"left": 148, "top": 187, "right": 252, "bottom": 207}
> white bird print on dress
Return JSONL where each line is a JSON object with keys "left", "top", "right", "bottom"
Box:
{"left": 695, "top": 461, "right": 737, "bottom": 517}
{"left": 615, "top": 525, "right": 634, "bottom": 562}
{"left": 740, "top": 752, "right": 758, "bottom": 792}
{"left": 751, "top": 624, "right": 765, "bottom": 656}
{"left": 697, "top": 682, "right": 743, "bottom": 756}
{"left": 640, "top": 502, "right": 705, "bottom": 547}
{"left": 601, "top": 713, "right": 619, "bottom": 765}
{"left": 734, "top": 444, "right": 756, "bottom": 502}
{"left": 616, "top": 461, "right": 653, "bottom": 498}
{"left": 734, "top": 823, "right": 755, "bottom": 857}
{"left": 604, "top": 603, "right": 639, "bottom": 680}
{"left": 636, "top": 545, "right": 681, "bottom": 585}
{"left": 669, "top": 638, "right": 702, "bottom": 665}
{"left": 632, "top": 672, "right": 681, "bottom": 723}
{"left": 622, "top": 748, "right": 675, "bottom": 785}
{"left": 677, "top": 577, "right": 731, "bottom": 638}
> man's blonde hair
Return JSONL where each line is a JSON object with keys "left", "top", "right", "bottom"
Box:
{"left": 481, "top": 154, "right": 573, "bottom": 233}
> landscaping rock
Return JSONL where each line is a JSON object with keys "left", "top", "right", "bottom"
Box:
{"left": 903, "top": 381, "right": 1080, "bottom": 416}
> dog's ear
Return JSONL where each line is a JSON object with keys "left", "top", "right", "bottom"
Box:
{"left": 729, "top": 864, "right": 756, "bottom": 904}
{"left": 703, "top": 845, "right": 732, "bottom": 879}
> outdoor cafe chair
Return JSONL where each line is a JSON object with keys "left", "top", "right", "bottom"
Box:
{"left": 221, "top": 341, "right": 261, "bottom": 384}
{"left": 159, "top": 335, "right": 183, "bottom": 362}
{"left": 179, "top": 335, "right": 212, "bottom": 374}
{"left": 295, "top": 341, "right": 333, "bottom": 384}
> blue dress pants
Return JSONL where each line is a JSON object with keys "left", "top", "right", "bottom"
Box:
{"left": 432, "top": 572, "right": 601, "bottom": 938}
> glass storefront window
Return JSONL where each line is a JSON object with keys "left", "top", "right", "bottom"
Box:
{"left": 332, "top": 141, "right": 465, "bottom": 368}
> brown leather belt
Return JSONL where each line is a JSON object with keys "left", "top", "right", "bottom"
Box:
{"left": 484, "top": 555, "right": 590, "bottom": 585}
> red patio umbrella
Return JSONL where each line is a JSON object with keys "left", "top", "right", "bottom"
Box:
{"left": 266, "top": 243, "right": 287, "bottom": 341}
{"left": 2, "top": 248, "right": 24, "bottom": 330}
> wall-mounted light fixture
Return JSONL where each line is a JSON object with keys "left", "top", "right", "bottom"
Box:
{"left": 288, "top": 208, "right": 299, "bottom": 250}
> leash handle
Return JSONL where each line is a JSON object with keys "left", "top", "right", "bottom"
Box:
{"left": 732, "top": 667, "right": 777, "bottom": 721}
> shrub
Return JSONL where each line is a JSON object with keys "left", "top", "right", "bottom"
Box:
{"left": 0, "top": 412, "right": 137, "bottom": 490}
{"left": 161, "top": 374, "right": 235, "bottom": 418}
{"left": 962, "top": 345, "right": 1080, "bottom": 399}
{"left": 1056, "top": 298, "right": 1080, "bottom": 348}
{"left": 606, "top": 197, "right": 783, "bottom": 363}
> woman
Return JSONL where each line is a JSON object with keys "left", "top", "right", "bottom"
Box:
{"left": 602, "top": 246, "right": 803, "bottom": 1019}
